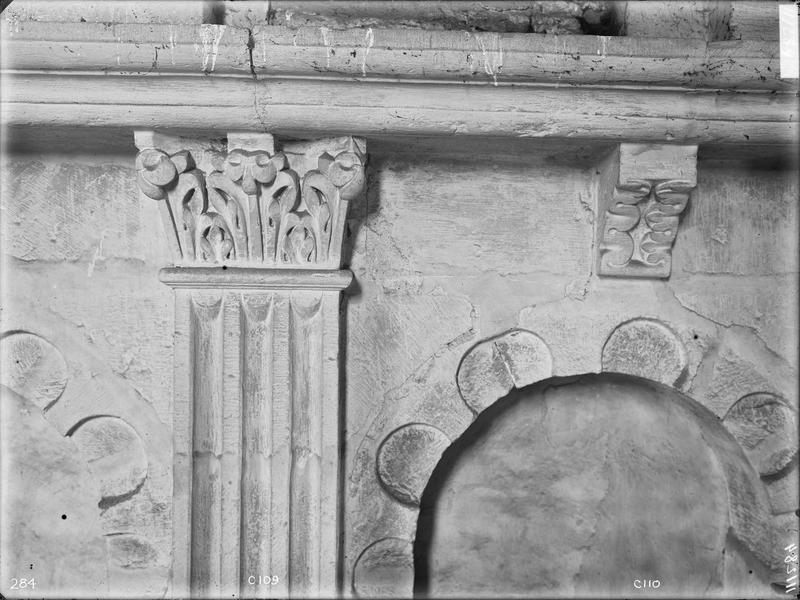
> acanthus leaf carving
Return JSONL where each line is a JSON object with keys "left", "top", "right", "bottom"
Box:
{"left": 135, "top": 136, "right": 366, "bottom": 269}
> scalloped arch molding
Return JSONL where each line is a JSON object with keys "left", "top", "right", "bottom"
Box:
{"left": 352, "top": 322, "right": 798, "bottom": 597}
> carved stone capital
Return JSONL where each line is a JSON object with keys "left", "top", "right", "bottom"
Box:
{"left": 134, "top": 131, "right": 366, "bottom": 270}
{"left": 597, "top": 143, "right": 697, "bottom": 278}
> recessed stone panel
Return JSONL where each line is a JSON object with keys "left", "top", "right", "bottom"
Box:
{"left": 377, "top": 423, "right": 450, "bottom": 506}
{"left": 723, "top": 393, "right": 798, "bottom": 477}
{"left": 602, "top": 319, "right": 687, "bottom": 386}
{"left": 419, "top": 375, "right": 736, "bottom": 597}
{"left": 352, "top": 537, "right": 413, "bottom": 598}
{"left": 0, "top": 331, "right": 68, "bottom": 410}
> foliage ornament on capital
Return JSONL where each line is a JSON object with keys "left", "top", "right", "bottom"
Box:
{"left": 135, "top": 137, "right": 366, "bottom": 268}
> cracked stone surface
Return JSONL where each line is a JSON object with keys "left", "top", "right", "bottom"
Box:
{"left": 457, "top": 329, "right": 553, "bottom": 413}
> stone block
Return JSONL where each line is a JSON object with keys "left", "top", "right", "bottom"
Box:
{"left": 4, "top": 0, "right": 213, "bottom": 25}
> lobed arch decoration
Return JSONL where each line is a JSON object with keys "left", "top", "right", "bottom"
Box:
{"left": 0, "top": 330, "right": 172, "bottom": 597}
{"left": 351, "top": 321, "right": 797, "bottom": 598}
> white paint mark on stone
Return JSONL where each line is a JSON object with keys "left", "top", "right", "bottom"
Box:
{"left": 5, "top": 10, "right": 20, "bottom": 35}
{"left": 199, "top": 24, "right": 226, "bottom": 72}
{"left": 320, "top": 26, "right": 332, "bottom": 69}
{"left": 476, "top": 33, "right": 503, "bottom": 86}
{"left": 49, "top": 222, "right": 61, "bottom": 243}
{"left": 168, "top": 24, "right": 176, "bottom": 66}
{"left": 362, "top": 27, "right": 374, "bottom": 77}
{"left": 87, "top": 231, "right": 106, "bottom": 278}
{"left": 711, "top": 226, "right": 728, "bottom": 244}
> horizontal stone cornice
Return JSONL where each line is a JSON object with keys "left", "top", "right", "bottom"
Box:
{"left": 1, "top": 22, "right": 797, "bottom": 144}
{"left": 3, "top": 73, "right": 796, "bottom": 145}
{"left": 1, "top": 21, "right": 794, "bottom": 90}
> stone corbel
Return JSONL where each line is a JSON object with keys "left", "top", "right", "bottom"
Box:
{"left": 596, "top": 143, "right": 697, "bottom": 278}
{"left": 134, "top": 131, "right": 366, "bottom": 599}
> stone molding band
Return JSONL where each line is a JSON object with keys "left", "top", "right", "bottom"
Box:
{"left": 159, "top": 267, "right": 354, "bottom": 291}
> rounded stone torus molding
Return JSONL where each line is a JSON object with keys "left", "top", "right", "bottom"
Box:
{"left": 723, "top": 393, "right": 798, "bottom": 477}
{"left": 69, "top": 416, "right": 149, "bottom": 506}
{"left": 601, "top": 318, "right": 688, "bottom": 386}
{"left": 377, "top": 423, "right": 451, "bottom": 506}
{"left": 457, "top": 329, "right": 553, "bottom": 414}
{"left": 352, "top": 537, "right": 414, "bottom": 598}
{"left": 0, "top": 331, "right": 68, "bottom": 410}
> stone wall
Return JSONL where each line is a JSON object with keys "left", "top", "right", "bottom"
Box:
{"left": 1, "top": 125, "right": 798, "bottom": 598}
{"left": 0, "top": 130, "right": 174, "bottom": 597}
{"left": 0, "top": 1, "right": 797, "bottom": 598}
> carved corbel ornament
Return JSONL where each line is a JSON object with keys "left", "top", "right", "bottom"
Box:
{"left": 597, "top": 144, "right": 697, "bottom": 278}
{"left": 134, "top": 133, "right": 366, "bottom": 270}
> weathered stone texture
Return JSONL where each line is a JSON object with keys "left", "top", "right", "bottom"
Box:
{"left": 0, "top": 13, "right": 797, "bottom": 594}
{"left": 763, "top": 460, "right": 798, "bottom": 515}
{"left": 1, "top": 151, "right": 174, "bottom": 426}
{"left": 723, "top": 393, "right": 798, "bottom": 477}
{"left": 602, "top": 319, "right": 688, "bottom": 385}
{"left": 624, "top": 1, "right": 732, "bottom": 41}
{"left": 1, "top": 387, "right": 108, "bottom": 597}
{"left": 70, "top": 416, "right": 149, "bottom": 502}
{"left": 674, "top": 167, "right": 799, "bottom": 277}
{"left": 417, "top": 376, "right": 741, "bottom": 597}
{"left": 228, "top": 1, "right": 613, "bottom": 33}
{"left": 377, "top": 424, "right": 451, "bottom": 506}
{"left": 3, "top": 0, "right": 213, "bottom": 25}
{"left": 729, "top": 1, "right": 779, "bottom": 41}
{"left": 352, "top": 537, "right": 414, "bottom": 598}
{"left": 0, "top": 332, "right": 67, "bottom": 409}
{"left": 343, "top": 142, "right": 796, "bottom": 597}
{"left": 358, "top": 153, "right": 593, "bottom": 281}
{"left": 1, "top": 138, "right": 174, "bottom": 598}
{"left": 457, "top": 330, "right": 552, "bottom": 414}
